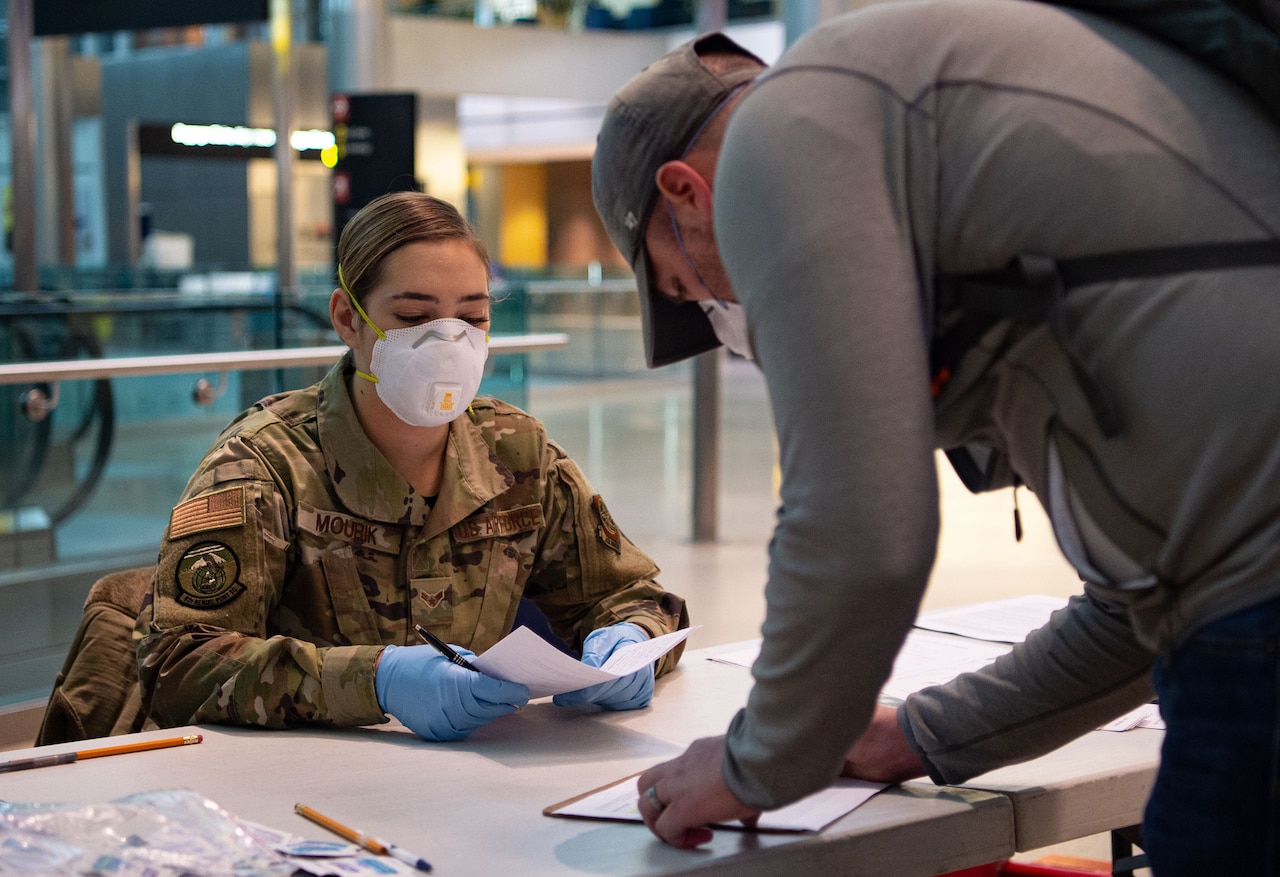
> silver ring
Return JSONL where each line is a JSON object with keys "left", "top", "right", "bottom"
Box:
{"left": 645, "top": 785, "right": 665, "bottom": 813}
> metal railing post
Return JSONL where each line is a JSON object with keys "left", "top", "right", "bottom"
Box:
{"left": 691, "top": 348, "right": 720, "bottom": 542}
{"left": 8, "top": 0, "right": 38, "bottom": 292}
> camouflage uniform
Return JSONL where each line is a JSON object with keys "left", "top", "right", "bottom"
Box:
{"left": 136, "top": 355, "right": 687, "bottom": 730}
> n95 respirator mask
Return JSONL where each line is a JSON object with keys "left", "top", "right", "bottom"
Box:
{"left": 364, "top": 318, "right": 488, "bottom": 427}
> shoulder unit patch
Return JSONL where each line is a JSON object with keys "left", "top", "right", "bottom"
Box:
{"left": 592, "top": 494, "right": 622, "bottom": 555}
{"left": 175, "top": 541, "right": 246, "bottom": 609}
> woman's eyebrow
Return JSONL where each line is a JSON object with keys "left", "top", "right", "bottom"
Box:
{"left": 390, "top": 290, "right": 490, "bottom": 304}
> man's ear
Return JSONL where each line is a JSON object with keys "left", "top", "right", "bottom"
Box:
{"left": 330, "top": 288, "right": 361, "bottom": 347}
{"left": 655, "top": 160, "right": 714, "bottom": 224}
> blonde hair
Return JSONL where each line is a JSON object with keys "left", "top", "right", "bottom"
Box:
{"left": 337, "top": 192, "right": 489, "bottom": 303}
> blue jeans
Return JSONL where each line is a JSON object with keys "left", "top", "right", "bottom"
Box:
{"left": 1144, "top": 596, "right": 1280, "bottom": 876}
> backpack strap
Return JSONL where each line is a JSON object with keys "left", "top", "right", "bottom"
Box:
{"left": 931, "top": 240, "right": 1280, "bottom": 436}
{"left": 1041, "top": 0, "right": 1280, "bottom": 120}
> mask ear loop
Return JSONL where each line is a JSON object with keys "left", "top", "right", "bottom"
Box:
{"left": 338, "top": 264, "right": 384, "bottom": 384}
{"left": 666, "top": 201, "right": 717, "bottom": 296}
{"left": 665, "top": 80, "right": 753, "bottom": 306}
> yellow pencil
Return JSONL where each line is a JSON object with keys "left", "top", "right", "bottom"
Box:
{"left": 0, "top": 734, "right": 203, "bottom": 773}
{"left": 294, "top": 803, "right": 389, "bottom": 854}
{"left": 294, "top": 803, "right": 432, "bottom": 872}
{"left": 75, "top": 734, "right": 203, "bottom": 760}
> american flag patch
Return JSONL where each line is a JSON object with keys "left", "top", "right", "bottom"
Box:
{"left": 169, "top": 487, "right": 245, "bottom": 538}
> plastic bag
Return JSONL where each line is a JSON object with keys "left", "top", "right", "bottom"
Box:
{"left": 0, "top": 788, "right": 296, "bottom": 876}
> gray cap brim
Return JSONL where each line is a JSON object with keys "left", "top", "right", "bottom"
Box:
{"left": 636, "top": 249, "right": 722, "bottom": 368}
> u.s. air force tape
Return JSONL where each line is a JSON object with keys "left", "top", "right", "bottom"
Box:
{"left": 451, "top": 504, "right": 545, "bottom": 543}
{"left": 175, "top": 541, "right": 246, "bottom": 609}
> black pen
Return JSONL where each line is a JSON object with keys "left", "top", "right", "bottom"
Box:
{"left": 414, "top": 623, "right": 479, "bottom": 672}
{"left": 0, "top": 751, "right": 77, "bottom": 773}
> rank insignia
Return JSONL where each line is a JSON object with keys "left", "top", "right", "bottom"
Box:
{"left": 175, "top": 542, "right": 246, "bottom": 609}
{"left": 592, "top": 495, "right": 622, "bottom": 555}
{"left": 419, "top": 587, "right": 449, "bottom": 611}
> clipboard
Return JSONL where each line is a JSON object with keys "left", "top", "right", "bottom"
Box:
{"left": 544, "top": 772, "right": 887, "bottom": 833}
{"left": 543, "top": 771, "right": 649, "bottom": 824}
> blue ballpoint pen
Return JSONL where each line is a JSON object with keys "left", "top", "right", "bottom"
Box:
{"left": 388, "top": 844, "right": 434, "bottom": 872}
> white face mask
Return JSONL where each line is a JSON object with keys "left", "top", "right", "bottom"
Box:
{"left": 665, "top": 204, "right": 755, "bottom": 362}
{"left": 365, "top": 319, "right": 488, "bottom": 427}
{"left": 699, "top": 300, "right": 754, "bottom": 361}
{"left": 342, "top": 279, "right": 488, "bottom": 427}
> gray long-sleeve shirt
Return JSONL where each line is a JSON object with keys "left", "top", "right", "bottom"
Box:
{"left": 713, "top": 0, "right": 1280, "bottom": 807}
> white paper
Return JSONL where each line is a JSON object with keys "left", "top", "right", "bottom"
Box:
{"left": 471, "top": 625, "right": 698, "bottom": 699}
{"left": 707, "top": 641, "right": 762, "bottom": 669}
{"left": 913, "top": 595, "right": 1069, "bottom": 643}
{"left": 705, "top": 631, "right": 1009, "bottom": 702}
{"left": 1098, "top": 702, "right": 1164, "bottom": 732}
{"left": 880, "top": 630, "right": 1011, "bottom": 700}
{"left": 548, "top": 775, "right": 886, "bottom": 832}
{"left": 244, "top": 819, "right": 423, "bottom": 876}
{"left": 706, "top": 604, "right": 1158, "bottom": 733}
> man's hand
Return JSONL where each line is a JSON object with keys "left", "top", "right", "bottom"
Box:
{"left": 635, "top": 736, "right": 760, "bottom": 848}
{"left": 634, "top": 707, "right": 923, "bottom": 849}
{"left": 841, "top": 704, "right": 927, "bottom": 783}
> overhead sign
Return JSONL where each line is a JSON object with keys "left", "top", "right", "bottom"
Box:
{"left": 35, "top": 0, "right": 269, "bottom": 36}
{"left": 137, "top": 123, "right": 331, "bottom": 161}
{"left": 331, "top": 93, "right": 418, "bottom": 243}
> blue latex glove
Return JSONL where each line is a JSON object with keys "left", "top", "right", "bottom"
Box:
{"left": 553, "top": 622, "right": 654, "bottom": 711}
{"left": 375, "top": 643, "right": 529, "bottom": 742}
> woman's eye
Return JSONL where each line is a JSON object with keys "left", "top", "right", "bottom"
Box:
{"left": 394, "top": 313, "right": 488, "bottom": 327}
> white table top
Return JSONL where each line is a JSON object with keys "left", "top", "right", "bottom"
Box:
{"left": 2, "top": 644, "right": 1015, "bottom": 877}
{"left": 1, "top": 640, "right": 1162, "bottom": 874}
{"left": 958, "top": 725, "right": 1160, "bottom": 852}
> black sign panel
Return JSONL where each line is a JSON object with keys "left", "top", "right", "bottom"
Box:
{"left": 331, "top": 93, "right": 418, "bottom": 245}
{"left": 137, "top": 123, "right": 324, "bottom": 161}
{"left": 35, "top": 0, "right": 269, "bottom": 36}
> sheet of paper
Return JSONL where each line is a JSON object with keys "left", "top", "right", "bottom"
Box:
{"left": 471, "top": 625, "right": 698, "bottom": 699}
{"left": 1098, "top": 702, "right": 1164, "bottom": 732}
{"left": 704, "top": 631, "right": 1008, "bottom": 702}
{"left": 707, "top": 640, "right": 762, "bottom": 669}
{"left": 881, "top": 629, "right": 1011, "bottom": 700}
{"left": 546, "top": 774, "right": 886, "bottom": 833}
{"left": 245, "top": 820, "right": 422, "bottom": 876}
{"left": 710, "top": 630, "right": 1154, "bottom": 732}
{"left": 913, "top": 595, "right": 1069, "bottom": 643}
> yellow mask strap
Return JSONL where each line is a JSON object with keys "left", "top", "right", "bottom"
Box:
{"left": 338, "top": 264, "right": 383, "bottom": 384}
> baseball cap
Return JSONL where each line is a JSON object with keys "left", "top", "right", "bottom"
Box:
{"left": 592, "top": 32, "right": 765, "bottom": 368}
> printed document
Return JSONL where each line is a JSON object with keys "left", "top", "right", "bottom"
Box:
{"left": 473, "top": 625, "right": 698, "bottom": 699}
{"left": 913, "top": 594, "right": 1069, "bottom": 643}
{"left": 707, "top": 595, "right": 1163, "bottom": 732}
{"left": 707, "top": 630, "right": 1008, "bottom": 701}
